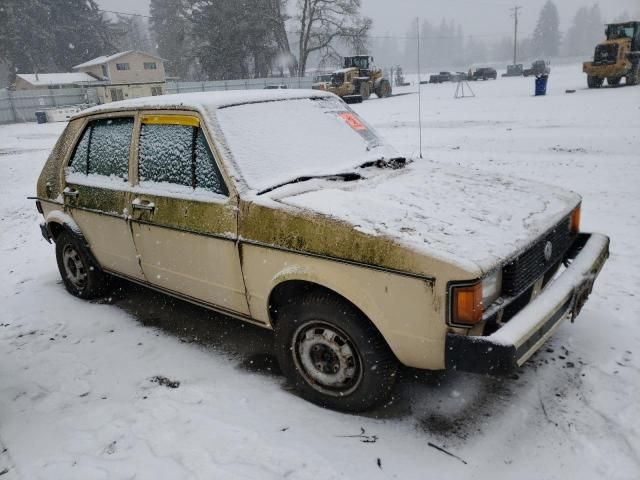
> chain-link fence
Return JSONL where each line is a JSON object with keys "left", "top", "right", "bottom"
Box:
{"left": 0, "top": 88, "right": 98, "bottom": 124}
{"left": 1, "top": 76, "right": 318, "bottom": 124}
{"left": 166, "top": 76, "right": 315, "bottom": 94}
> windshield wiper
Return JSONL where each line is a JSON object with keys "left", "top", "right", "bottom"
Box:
{"left": 358, "top": 156, "right": 407, "bottom": 170}
{"left": 257, "top": 172, "right": 362, "bottom": 196}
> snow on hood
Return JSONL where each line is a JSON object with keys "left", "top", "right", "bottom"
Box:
{"left": 275, "top": 160, "right": 581, "bottom": 274}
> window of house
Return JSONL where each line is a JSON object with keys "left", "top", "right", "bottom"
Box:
{"left": 101, "top": 64, "right": 109, "bottom": 78}
{"left": 144, "top": 62, "right": 157, "bottom": 70}
{"left": 137, "top": 120, "right": 228, "bottom": 196}
{"left": 150, "top": 86, "right": 163, "bottom": 96}
{"left": 116, "top": 63, "right": 130, "bottom": 71}
{"left": 67, "top": 118, "right": 134, "bottom": 181}
{"left": 109, "top": 88, "right": 124, "bottom": 101}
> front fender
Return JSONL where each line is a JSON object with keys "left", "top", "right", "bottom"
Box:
{"left": 240, "top": 242, "right": 447, "bottom": 369}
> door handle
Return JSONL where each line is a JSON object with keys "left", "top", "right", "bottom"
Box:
{"left": 132, "top": 199, "right": 156, "bottom": 212}
{"left": 63, "top": 188, "right": 79, "bottom": 199}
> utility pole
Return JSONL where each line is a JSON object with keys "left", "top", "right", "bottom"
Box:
{"left": 416, "top": 17, "right": 423, "bottom": 159}
{"left": 510, "top": 6, "right": 522, "bottom": 65}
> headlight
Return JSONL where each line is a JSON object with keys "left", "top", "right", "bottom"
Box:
{"left": 482, "top": 270, "right": 503, "bottom": 306}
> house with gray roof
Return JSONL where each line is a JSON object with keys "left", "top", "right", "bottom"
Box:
{"left": 72, "top": 51, "right": 167, "bottom": 103}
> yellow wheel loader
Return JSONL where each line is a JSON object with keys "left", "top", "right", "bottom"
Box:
{"left": 315, "top": 56, "right": 392, "bottom": 103}
{"left": 583, "top": 21, "right": 640, "bottom": 87}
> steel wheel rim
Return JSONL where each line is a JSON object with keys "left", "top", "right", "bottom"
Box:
{"left": 62, "top": 244, "right": 88, "bottom": 290}
{"left": 292, "top": 321, "right": 363, "bottom": 397}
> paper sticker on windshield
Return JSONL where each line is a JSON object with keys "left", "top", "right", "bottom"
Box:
{"left": 339, "top": 112, "right": 367, "bottom": 131}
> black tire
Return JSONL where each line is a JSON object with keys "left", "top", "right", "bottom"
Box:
{"left": 587, "top": 75, "right": 604, "bottom": 88}
{"left": 55, "top": 230, "right": 109, "bottom": 299}
{"left": 359, "top": 82, "right": 371, "bottom": 100}
{"left": 607, "top": 76, "right": 622, "bottom": 86}
{"left": 375, "top": 79, "right": 392, "bottom": 98}
{"left": 626, "top": 62, "right": 639, "bottom": 86}
{"left": 274, "top": 292, "right": 398, "bottom": 412}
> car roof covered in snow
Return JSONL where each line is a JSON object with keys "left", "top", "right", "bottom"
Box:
{"left": 74, "top": 89, "right": 336, "bottom": 119}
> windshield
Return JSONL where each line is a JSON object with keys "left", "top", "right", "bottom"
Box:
{"left": 607, "top": 25, "right": 635, "bottom": 39}
{"left": 216, "top": 97, "right": 394, "bottom": 192}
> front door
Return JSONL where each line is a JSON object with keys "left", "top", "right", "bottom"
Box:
{"left": 129, "top": 113, "right": 250, "bottom": 316}
{"left": 64, "top": 114, "right": 145, "bottom": 281}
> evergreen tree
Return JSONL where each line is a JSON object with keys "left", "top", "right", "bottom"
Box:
{"left": 490, "top": 37, "right": 514, "bottom": 62}
{"left": 150, "top": 0, "right": 192, "bottom": 79}
{"left": 464, "top": 37, "right": 488, "bottom": 67}
{"left": 0, "top": 0, "right": 56, "bottom": 82}
{"left": 531, "top": 0, "right": 561, "bottom": 58}
{"left": 0, "top": 0, "right": 114, "bottom": 83}
{"left": 587, "top": 4, "right": 604, "bottom": 44}
{"left": 48, "top": 0, "right": 114, "bottom": 70}
{"left": 563, "top": 6, "right": 591, "bottom": 56}
{"left": 113, "top": 15, "right": 154, "bottom": 54}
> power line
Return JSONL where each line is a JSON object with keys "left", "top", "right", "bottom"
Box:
{"left": 98, "top": 8, "right": 153, "bottom": 19}
{"left": 95, "top": 8, "right": 525, "bottom": 41}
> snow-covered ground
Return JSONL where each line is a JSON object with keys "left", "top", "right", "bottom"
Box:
{"left": 1, "top": 64, "right": 638, "bottom": 479}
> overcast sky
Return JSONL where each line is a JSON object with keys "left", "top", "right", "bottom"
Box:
{"left": 97, "top": 0, "right": 639, "bottom": 38}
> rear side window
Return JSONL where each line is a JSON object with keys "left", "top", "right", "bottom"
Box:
{"left": 137, "top": 119, "right": 228, "bottom": 196}
{"left": 68, "top": 117, "right": 133, "bottom": 181}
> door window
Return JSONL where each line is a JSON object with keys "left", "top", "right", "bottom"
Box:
{"left": 137, "top": 117, "right": 228, "bottom": 196}
{"left": 139, "top": 124, "right": 193, "bottom": 187}
{"left": 68, "top": 117, "right": 134, "bottom": 181}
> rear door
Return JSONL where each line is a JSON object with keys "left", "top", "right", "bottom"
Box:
{"left": 64, "top": 114, "right": 145, "bottom": 280}
{"left": 129, "top": 112, "right": 250, "bottom": 316}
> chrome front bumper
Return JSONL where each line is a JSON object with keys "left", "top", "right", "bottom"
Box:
{"left": 445, "top": 233, "right": 610, "bottom": 375}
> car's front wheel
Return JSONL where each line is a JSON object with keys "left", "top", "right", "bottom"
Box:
{"left": 274, "top": 292, "right": 398, "bottom": 412}
{"left": 55, "top": 230, "right": 109, "bottom": 299}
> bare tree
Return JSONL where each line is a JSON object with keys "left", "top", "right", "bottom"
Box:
{"left": 294, "top": 0, "right": 371, "bottom": 76}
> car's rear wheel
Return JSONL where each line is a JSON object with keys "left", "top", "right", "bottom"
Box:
{"left": 274, "top": 292, "right": 398, "bottom": 412}
{"left": 55, "top": 230, "right": 109, "bottom": 299}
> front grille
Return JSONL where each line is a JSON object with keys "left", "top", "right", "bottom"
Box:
{"left": 594, "top": 44, "right": 618, "bottom": 65}
{"left": 502, "top": 217, "right": 573, "bottom": 297}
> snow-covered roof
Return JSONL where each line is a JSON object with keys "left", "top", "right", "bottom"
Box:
{"left": 73, "top": 51, "right": 164, "bottom": 70}
{"left": 76, "top": 89, "right": 335, "bottom": 118}
{"left": 16, "top": 73, "right": 98, "bottom": 86}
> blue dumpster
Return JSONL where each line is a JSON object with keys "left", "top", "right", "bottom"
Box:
{"left": 535, "top": 75, "right": 549, "bottom": 96}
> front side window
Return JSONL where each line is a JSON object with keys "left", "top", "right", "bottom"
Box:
{"left": 116, "top": 63, "right": 130, "bottom": 71}
{"left": 139, "top": 124, "right": 193, "bottom": 187}
{"left": 68, "top": 117, "right": 133, "bottom": 181}
{"left": 137, "top": 117, "right": 228, "bottom": 196}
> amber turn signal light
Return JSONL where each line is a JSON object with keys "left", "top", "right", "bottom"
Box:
{"left": 451, "top": 283, "right": 483, "bottom": 326}
{"left": 570, "top": 206, "right": 581, "bottom": 233}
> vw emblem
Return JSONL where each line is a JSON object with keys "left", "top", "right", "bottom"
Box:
{"left": 544, "top": 241, "right": 553, "bottom": 262}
